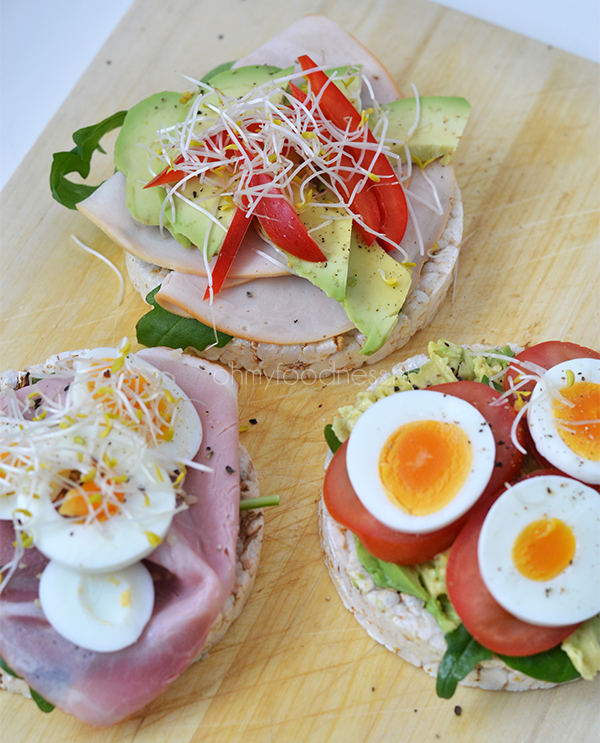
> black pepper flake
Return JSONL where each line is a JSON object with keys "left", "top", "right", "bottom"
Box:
{"left": 193, "top": 191, "right": 198, "bottom": 199}
{"left": 394, "top": 386, "right": 400, "bottom": 392}
{"left": 249, "top": 418, "right": 258, "bottom": 425}
{"left": 103, "top": 369, "right": 111, "bottom": 378}
{"left": 495, "top": 461, "right": 503, "bottom": 468}
{"left": 225, "top": 465, "right": 235, "bottom": 474}
{"left": 454, "top": 705, "right": 462, "bottom": 716}
{"left": 246, "top": 291, "right": 253, "bottom": 298}
{"left": 63, "top": 384, "right": 70, "bottom": 392}
{"left": 294, "top": 319, "right": 299, "bottom": 323}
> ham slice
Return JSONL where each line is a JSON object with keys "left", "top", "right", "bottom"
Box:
{"left": 234, "top": 15, "right": 401, "bottom": 105}
{"left": 155, "top": 162, "right": 454, "bottom": 344}
{"left": 157, "top": 272, "right": 355, "bottom": 343}
{"left": 78, "top": 173, "right": 289, "bottom": 280}
{"left": 0, "top": 351, "right": 240, "bottom": 727}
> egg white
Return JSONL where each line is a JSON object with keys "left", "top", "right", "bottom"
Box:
{"left": 70, "top": 347, "right": 203, "bottom": 463}
{"left": 39, "top": 559, "right": 155, "bottom": 652}
{"left": 478, "top": 474, "right": 600, "bottom": 627}
{"left": 30, "top": 433, "right": 176, "bottom": 573}
{"left": 346, "top": 389, "right": 496, "bottom": 534}
{"left": 528, "top": 357, "right": 600, "bottom": 485}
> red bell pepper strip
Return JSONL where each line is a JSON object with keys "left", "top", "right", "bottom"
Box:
{"left": 143, "top": 154, "right": 187, "bottom": 189}
{"left": 248, "top": 172, "right": 327, "bottom": 262}
{"left": 288, "top": 82, "right": 380, "bottom": 245}
{"left": 203, "top": 206, "right": 252, "bottom": 299}
{"left": 298, "top": 54, "right": 408, "bottom": 249}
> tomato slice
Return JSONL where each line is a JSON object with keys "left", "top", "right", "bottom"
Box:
{"left": 503, "top": 341, "right": 600, "bottom": 398}
{"left": 446, "top": 472, "right": 582, "bottom": 656}
{"left": 323, "top": 381, "right": 526, "bottom": 565}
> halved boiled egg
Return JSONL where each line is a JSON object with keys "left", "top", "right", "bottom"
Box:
{"left": 30, "top": 434, "right": 176, "bottom": 573}
{"left": 527, "top": 358, "right": 600, "bottom": 485}
{"left": 39, "top": 559, "right": 155, "bottom": 652}
{"left": 346, "top": 390, "right": 496, "bottom": 534}
{"left": 478, "top": 474, "right": 600, "bottom": 627}
{"left": 69, "top": 346, "right": 203, "bottom": 463}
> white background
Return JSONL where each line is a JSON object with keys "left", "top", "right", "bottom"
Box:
{"left": 0, "top": 0, "right": 598, "bottom": 192}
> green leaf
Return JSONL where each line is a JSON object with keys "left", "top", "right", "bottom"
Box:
{"left": 136, "top": 286, "right": 232, "bottom": 352}
{"left": 499, "top": 645, "right": 581, "bottom": 684}
{"left": 324, "top": 424, "right": 342, "bottom": 454}
{"left": 202, "top": 61, "right": 235, "bottom": 82}
{"left": 50, "top": 110, "right": 127, "bottom": 209}
{"left": 436, "top": 624, "right": 493, "bottom": 699}
{"left": 29, "top": 688, "right": 55, "bottom": 713}
{"left": 0, "top": 656, "right": 18, "bottom": 677}
{"left": 1, "top": 655, "right": 55, "bottom": 713}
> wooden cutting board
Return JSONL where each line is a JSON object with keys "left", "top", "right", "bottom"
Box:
{"left": 0, "top": 0, "right": 598, "bottom": 740}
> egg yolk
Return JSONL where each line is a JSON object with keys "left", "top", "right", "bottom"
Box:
{"left": 553, "top": 381, "right": 600, "bottom": 461}
{"left": 512, "top": 517, "right": 576, "bottom": 581}
{"left": 87, "top": 362, "right": 175, "bottom": 444}
{"left": 379, "top": 420, "right": 472, "bottom": 516}
{"left": 59, "top": 479, "right": 125, "bottom": 523}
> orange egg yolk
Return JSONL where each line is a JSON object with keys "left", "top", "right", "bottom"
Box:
{"left": 87, "top": 363, "right": 174, "bottom": 443}
{"left": 553, "top": 381, "right": 599, "bottom": 461}
{"left": 512, "top": 517, "right": 576, "bottom": 581}
{"left": 378, "top": 420, "right": 472, "bottom": 516}
{"left": 59, "top": 480, "right": 125, "bottom": 523}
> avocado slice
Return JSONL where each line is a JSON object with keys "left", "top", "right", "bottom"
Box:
{"left": 373, "top": 96, "right": 471, "bottom": 165}
{"left": 114, "top": 65, "right": 287, "bottom": 257}
{"left": 284, "top": 203, "right": 353, "bottom": 302}
{"left": 342, "top": 235, "right": 412, "bottom": 355}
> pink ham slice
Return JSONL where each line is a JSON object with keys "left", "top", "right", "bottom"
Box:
{"left": 0, "top": 350, "right": 240, "bottom": 727}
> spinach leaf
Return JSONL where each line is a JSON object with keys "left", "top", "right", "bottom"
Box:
{"left": 50, "top": 110, "right": 127, "bottom": 209}
{"left": 436, "top": 624, "right": 493, "bottom": 698}
{"left": 136, "top": 286, "right": 232, "bottom": 351}
{"left": 324, "top": 424, "right": 342, "bottom": 454}
{"left": 29, "top": 688, "right": 55, "bottom": 713}
{"left": 1, "top": 656, "right": 55, "bottom": 713}
{"left": 499, "top": 645, "right": 580, "bottom": 683}
{"left": 0, "top": 656, "right": 18, "bottom": 677}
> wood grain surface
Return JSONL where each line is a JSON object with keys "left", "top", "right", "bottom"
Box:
{"left": 0, "top": 0, "right": 598, "bottom": 741}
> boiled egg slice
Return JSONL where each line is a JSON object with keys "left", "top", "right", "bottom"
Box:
{"left": 527, "top": 357, "right": 600, "bottom": 485}
{"left": 69, "top": 346, "right": 202, "bottom": 463}
{"left": 346, "top": 389, "right": 496, "bottom": 534}
{"left": 478, "top": 474, "right": 600, "bottom": 627}
{"left": 39, "top": 559, "right": 154, "bottom": 652}
{"left": 30, "top": 440, "right": 176, "bottom": 573}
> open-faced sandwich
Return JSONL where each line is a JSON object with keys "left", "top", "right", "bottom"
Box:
{"left": 51, "top": 15, "right": 470, "bottom": 378}
{"left": 0, "top": 343, "right": 267, "bottom": 726}
{"left": 320, "top": 339, "right": 600, "bottom": 696}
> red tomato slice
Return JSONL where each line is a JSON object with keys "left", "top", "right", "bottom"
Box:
{"left": 446, "top": 472, "right": 582, "bottom": 656}
{"left": 503, "top": 341, "right": 600, "bottom": 398}
{"left": 323, "top": 381, "right": 525, "bottom": 565}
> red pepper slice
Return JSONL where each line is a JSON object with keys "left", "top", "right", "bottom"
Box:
{"left": 298, "top": 55, "right": 408, "bottom": 249}
{"left": 289, "top": 82, "right": 380, "bottom": 245}
{"left": 247, "top": 172, "right": 327, "bottom": 262}
{"left": 203, "top": 206, "right": 253, "bottom": 299}
{"left": 143, "top": 155, "right": 186, "bottom": 189}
